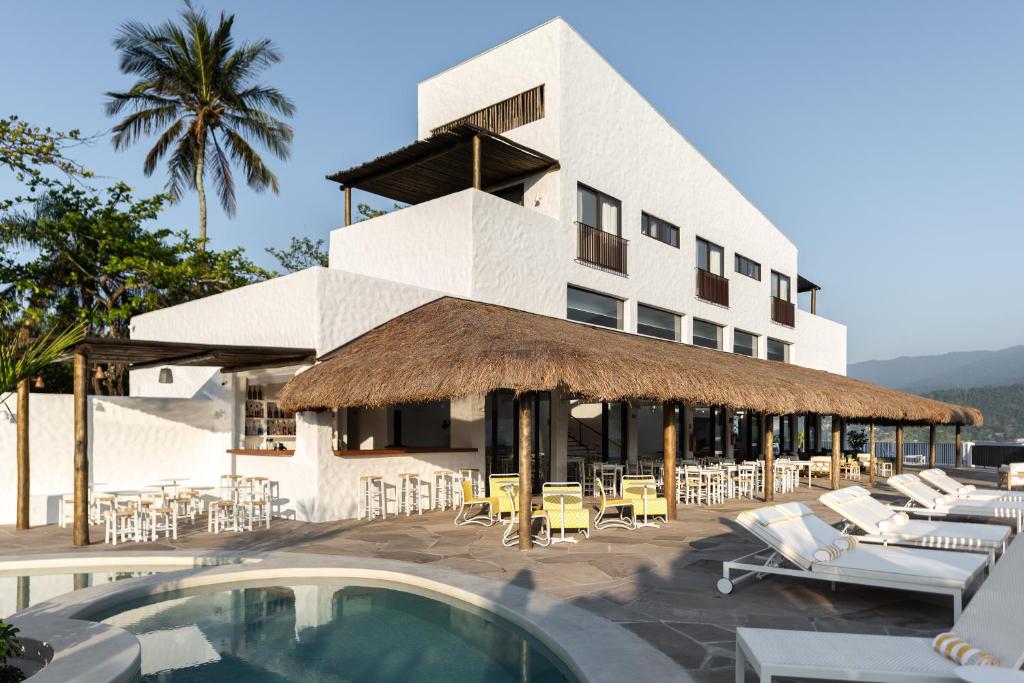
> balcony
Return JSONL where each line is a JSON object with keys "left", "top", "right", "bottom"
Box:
{"left": 772, "top": 296, "right": 795, "bottom": 327}
{"left": 696, "top": 268, "right": 729, "bottom": 307}
{"left": 577, "top": 222, "right": 628, "bottom": 275}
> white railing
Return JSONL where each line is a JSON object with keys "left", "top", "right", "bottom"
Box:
{"left": 872, "top": 441, "right": 972, "bottom": 467}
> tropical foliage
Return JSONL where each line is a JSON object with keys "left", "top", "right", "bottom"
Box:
{"left": 0, "top": 114, "right": 93, "bottom": 211}
{"left": 0, "top": 619, "right": 24, "bottom": 683}
{"left": 266, "top": 236, "right": 328, "bottom": 272}
{"left": 106, "top": 1, "right": 294, "bottom": 246}
{"left": 0, "top": 326, "right": 85, "bottom": 402}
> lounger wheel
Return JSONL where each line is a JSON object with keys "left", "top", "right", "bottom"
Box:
{"left": 717, "top": 578, "right": 734, "bottom": 595}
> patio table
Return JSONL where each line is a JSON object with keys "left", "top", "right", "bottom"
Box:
{"left": 635, "top": 482, "right": 660, "bottom": 528}
{"left": 548, "top": 490, "right": 579, "bottom": 544}
{"left": 788, "top": 461, "right": 815, "bottom": 489}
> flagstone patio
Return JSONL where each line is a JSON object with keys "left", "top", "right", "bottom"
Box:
{"left": 0, "top": 467, "right": 1004, "bottom": 682}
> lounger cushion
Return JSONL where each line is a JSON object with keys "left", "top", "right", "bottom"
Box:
{"left": 811, "top": 545, "right": 985, "bottom": 589}
{"left": 932, "top": 632, "right": 999, "bottom": 667}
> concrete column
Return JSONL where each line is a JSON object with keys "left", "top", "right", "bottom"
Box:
{"left": 298, "top": 409, "right": 334, "bottom": 522}
{"left": 450, "top": 395, "right": 486, "bottom": 451}
{"left": 356, "top": 407, "right": 388, "bottom": 449}
{"left": 550, "top": 388, "right": 569, "bottom": 481}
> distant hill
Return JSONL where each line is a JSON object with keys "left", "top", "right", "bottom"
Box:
{"left": 848, "top": 345, "right": 1024, "bottom": 392}
{"left": 925, "top": 384, "right": 1024, "bottom": 442}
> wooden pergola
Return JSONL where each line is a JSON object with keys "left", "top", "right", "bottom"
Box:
{"left": 23, "top": 338, "right": 315, "bottom": 546}
{"left": 327, "top": 123, "right": 559, "bottom": 224}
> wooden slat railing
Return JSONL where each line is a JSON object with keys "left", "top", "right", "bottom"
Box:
{"left": 576, "top": 222, "right": 628, "bottom": 274}
{"left": 696, "top": 268, "right": 729, "bottom": 306}
{"left": 772, "top": 296, "right": 795, "bottom": 327}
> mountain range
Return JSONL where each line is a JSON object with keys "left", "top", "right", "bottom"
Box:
{"left": 848, "top": 345, "right": 1024, "bottom": 393}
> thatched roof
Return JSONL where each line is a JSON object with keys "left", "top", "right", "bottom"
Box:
{"left": 279, "top": 298, "right": 982, "bottom": 426}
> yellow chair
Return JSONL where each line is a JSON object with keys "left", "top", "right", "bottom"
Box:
{"left": 500, "top": 485, "right": 550, "bottom": 547}
{"left": 542, "top": 482, "right": 591, "bottom": 543}
{"left": 455, "top": 478, "right": 499, "bottom": 527}
{"left": 621, "top": 475, "right": 668, "bottom": 525}
{"left": 595, "top": 478, "right": 635, "bottom": 529}
{"left": 488, "top": 473, "right": 520, "bottom": 522}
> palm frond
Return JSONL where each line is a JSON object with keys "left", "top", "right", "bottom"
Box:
{"left": 221, "top": 127, "right": 279, "bottom": 193}
{"left": 143, "top": 118, "right": 186, "bottom": 176}
{"left": 0, "top": 324, "right": 87, "bottom": 397}
{"left": 207, "top": 130, "right": 236, "bottom": 216}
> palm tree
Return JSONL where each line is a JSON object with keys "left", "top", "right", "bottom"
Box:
{"left": 105, "top": 2, "right": 294, "bottom": 247}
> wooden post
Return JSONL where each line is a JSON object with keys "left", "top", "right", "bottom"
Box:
{"left": 73, "top": 350, "right": 90, "bottom": 546}
{"left": 810, "top": 288, "right": 818, "bottom": 315}
{"left": 16, "top": 378, "right": 30, "bottom": 530}
{"left": 928, "top": 424, "right": 937, "bottom": 468}
{"left": 343, "top": 186, "right": 352, "bottom": 226}
{"left": 517, "top": 394, "right": 533, "bottom": 550}
{"left": 895, "top": 423, "right": 904, "bottom": 475}
{"left": 663, "top": 402, "right": 677, "bottom": 521}
{"left": 868, "top": 422, "right": 876, "bottom": 485}
{"left": 789, "top": 414, "right": 799, "bottom": 456}
{"left": 830, "top": 414, "right": 841, "bottom": 490}
{"left": 955, "top": 424, "right": 963, "bottom": 469}
{"left": 762, "top": 415, "right": 774, "bottom": 502}
{"left": 472, "top": 135, "right": 482, "bottom": 190}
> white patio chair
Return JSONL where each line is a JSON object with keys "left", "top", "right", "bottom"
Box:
{"left": 920, "top": 468, "right": 1024, "bottom": 502}
{"left": 820, "top": 486, "right": 1009, "bottom": 564}
{"left": 889, "top": 474, "right": 1024, "bottom": 532}
{"left": 722, "top": 502, "right": 987, "bottom": 620}
{"left": 735, "top": 534, "right": 1024, "bottom": 682}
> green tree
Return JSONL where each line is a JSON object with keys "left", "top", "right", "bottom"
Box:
{"left": 0, "top": 114, "right": 93, "bottom": 211}
{"left": 1, "top": 183, "right": 271, "bottom": 394}
{"left": 105, "top": 2, "right": 294, "bottom": 248}
{"left": 266, "top": 236, "right": 328, "bottom": 273}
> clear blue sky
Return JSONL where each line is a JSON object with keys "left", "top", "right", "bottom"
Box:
{"left": 2, "top": 1, "right": 1021, "bottom": 364}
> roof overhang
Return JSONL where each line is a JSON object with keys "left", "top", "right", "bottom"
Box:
{"left": 326, "top": 124, "right": 559, "bottom": 205}
{"left": 797, "top": 274, "right": 821, "bottom": 293}
{"left": 60, "top": 338, "right": 316, "bottom": 373}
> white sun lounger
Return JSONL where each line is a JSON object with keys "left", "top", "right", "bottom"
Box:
{"left": 820, "top": 486, "right": 1009, "bottom": 565}
{"left": 735, "top": 534, "right": 1024, "bottom": 682}
{"left": 888, "top": 474, "right": 1024, "bottom": 532}
{"left": 919, "top": 468, "right": 1024, "bottom": 502}
{"left": 722, "top": 502, "right": 987, "bottom": 620}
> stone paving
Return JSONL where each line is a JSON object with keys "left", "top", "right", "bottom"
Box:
{"left": 0, "top": 467, "right": 1006, "bottom": 682}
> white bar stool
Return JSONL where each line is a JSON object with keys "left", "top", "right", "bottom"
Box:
{"left": 433, "top": 470, "right": 456, "bottom": 511}
{"left": 459, "top": 468, "right": 482, "bottom": 498}
{"left": 359, "top": 475, "right": 386, "bottom": 520}
{"left": 396, "top": 473, "right": 422, "bottom": 516}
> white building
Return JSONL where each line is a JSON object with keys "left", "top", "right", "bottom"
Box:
{"left": 2, "top": 18, "right": 850, "bottom": 525}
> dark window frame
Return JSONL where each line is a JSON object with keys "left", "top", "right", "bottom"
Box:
{"left": 576, "top": 183, "right": 622, "bottom": 236}
{"left": 566, "top": 285, "right": 624, "bottom": 330}
{"left": 696, "top": 236, "right": 725, "bottom": 276}
{"left": 734, "top": 253, "right": 761, "bottom": 281}
{"left": 767, "top": 337, "right": 790, "bottom": 363}
{"left": 692, "top": 318, "right": 723, "bottom": 351}
{"left": 733, "top": 329, "right": 758, "bottom": 357}
{"left": 640, "top": 212, "right": 680, "bottom": 248}
{"left": 637, "top": 303, "right": 681, "bottom": 341}
{"left": 771, "top": 271, "right": 792, "bottom": 302}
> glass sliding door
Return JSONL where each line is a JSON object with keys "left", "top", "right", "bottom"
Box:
{"left": 484, "top": 391, "right": 551, "bottom": 489}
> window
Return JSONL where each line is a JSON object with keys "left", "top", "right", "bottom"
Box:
{"left": 491, "top": 183, "right": 524, "bottom": 206}
{"left": 638, "top": 304, "right": 680, "bottom": 341}
{"left": 696, "top": 237, "right": 724, "bottom": 276}
{"left": 771, "top": 271, "right": 792, "bottom": 302}
{"left": 567, "top": 286, "right": 623, "bottom": 330}
{"left": 577, "top": 184, "right": 621, "bottom": 235}
{"left": 767, "top": 338, "right": 790, "bottom": 362}
{"left": 641, "top": 213, "right": 679, "bottom": 248}
{"left": 733, "top": 330, "right": 758, "bottom": 357}
{"left": 692, "top": 319, "right": 723, "bottom": 350}
{"left": 735, "top": 254, "right": 761, "bottom": 280}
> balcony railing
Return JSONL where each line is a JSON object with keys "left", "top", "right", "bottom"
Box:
{"left": 772, "top": 296, "right": 795, "bottom": 327}
{"left": 696, "top": 268, "right": 729, "bottom": 307}
{"left": 576, "top": 222, "right": 628, "bottom": 275}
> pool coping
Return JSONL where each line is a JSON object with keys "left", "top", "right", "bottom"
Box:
{"left": 5, "top": 550, "right": 691, "bottom": 682}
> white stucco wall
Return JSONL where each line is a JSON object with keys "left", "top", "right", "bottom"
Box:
{"left": 792, "top": 308, "right": 847, "bottom": 375}
{"left": 0, "top": 394, "right": 230, "bottom": 526}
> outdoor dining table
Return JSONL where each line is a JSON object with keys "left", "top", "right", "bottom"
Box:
{"left": 787, "top": 461, "right": 816, "bottom": 489}
{"left": 635, "top": 481, "right": 660, "bottom": 528}
{"left": 547, "top": 490, "right": 580, "bottom": 544}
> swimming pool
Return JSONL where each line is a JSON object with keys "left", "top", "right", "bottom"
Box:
{"left": 0, "top": 570, "right": 155, "bottom": 617}
{"left": 96, "top": 582, "right": 577, "bottom": 682}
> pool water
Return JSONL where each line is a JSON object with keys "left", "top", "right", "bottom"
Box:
{"left": 97, "top": 583, "right": 576, "bottom": 682}
{"left": 0, "top": 570, "right": 156, "bottom": 617}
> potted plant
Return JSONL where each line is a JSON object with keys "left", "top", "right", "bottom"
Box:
{"left": 0, "top": 620, "right": 26, "bottom": 683}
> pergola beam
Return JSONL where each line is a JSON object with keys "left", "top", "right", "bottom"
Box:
{"left": 72, "top": 350, "right": 90, "bottom": 546}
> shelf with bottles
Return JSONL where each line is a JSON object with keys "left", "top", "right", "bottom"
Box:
{"left": 241, "top": 381, "right": 296, "bottom": 443}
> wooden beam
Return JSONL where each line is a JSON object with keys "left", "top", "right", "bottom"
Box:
{"left": 868, "top": 422, "right": 876, "bottom": 486}
{"left": 16, "top": 378, "right": 29, "bottom": 530}
{"left": 763, "top": 415, "right": 774, "bottom": 502}
{"left": 517, "top": 393, "right": 532, "bottom": 550}
{"left": 472, "top": 134, "right": 482, "bottom": 189}
{"left": 73, "top": 350, "right": 90, "bottom": 546}
{"left": 663, "top": 402, "right": 677, "bottom": 521}
{"left": 895, "top": 423, "right": 904, "bottom": 476}
{"left": 955, "top": 424, "right": 963, "bottom": 469}
{"left": 928, "top": 424, "right": 937, "bottom": 468}
{"left": 343, "top": 185, "right": 352, "bottom": 226}
{"left": 831, "top": 414, "right": 841, "bottom": 490}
